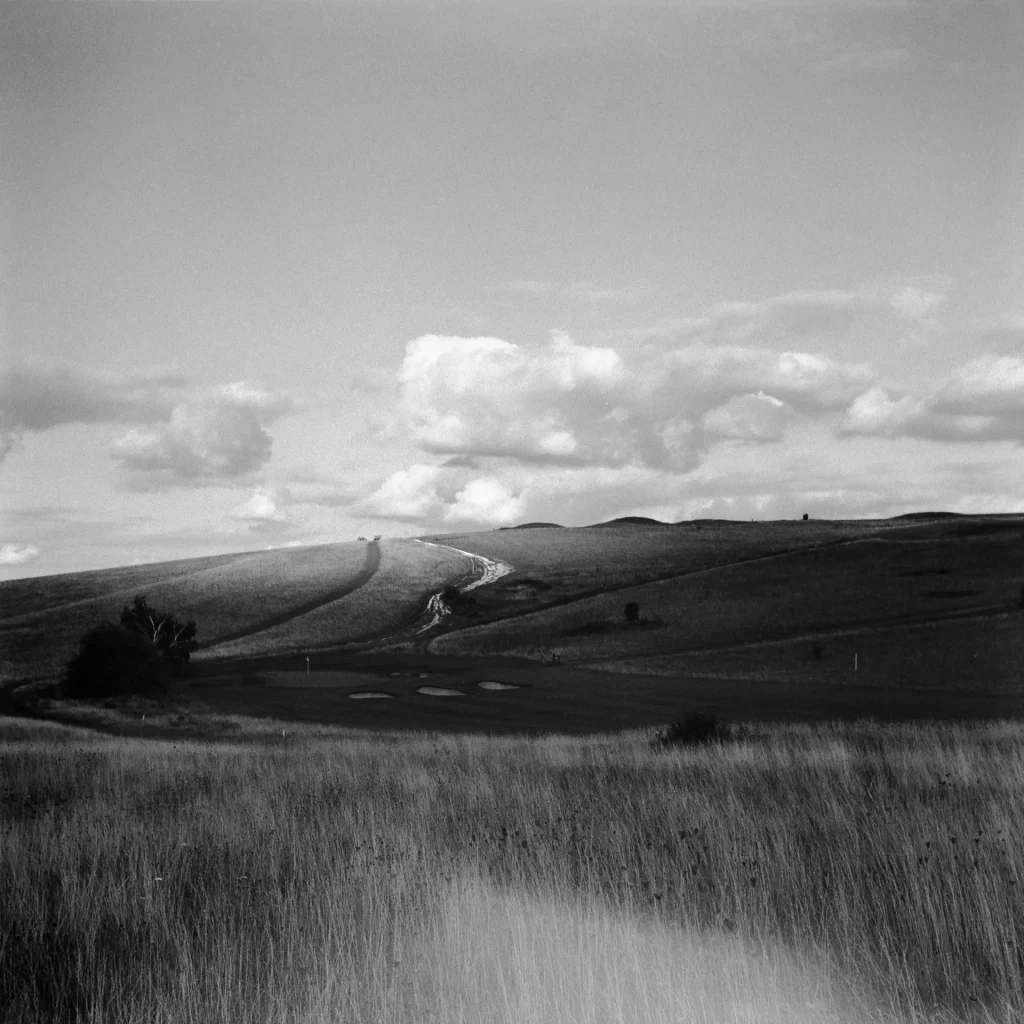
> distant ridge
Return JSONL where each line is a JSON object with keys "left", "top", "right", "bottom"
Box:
{"left": 893, "top": 512, "right": 966, "bottom": 521}
{"left": 498, "top": 522, "right": 564, "bottom": 530}
{"left": 591, "top": 516, "right": 667, "bottom": 527}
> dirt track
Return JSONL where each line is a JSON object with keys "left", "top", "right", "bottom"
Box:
{"left": 200, "top": 541, "right": 381, "bottom": 651}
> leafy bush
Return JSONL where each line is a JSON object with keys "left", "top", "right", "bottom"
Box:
{"left": 62, "top": 622, "right": 171, "bottom": 699}
{"left": 655, "top": 712, "right": 743, "bottom": 748}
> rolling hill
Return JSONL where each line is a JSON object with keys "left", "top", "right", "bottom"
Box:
{"left": 2, "top": 514, "right": 1022, "bottom": 731}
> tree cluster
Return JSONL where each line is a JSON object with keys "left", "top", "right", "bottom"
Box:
{"left": 63, "top": 596, "right": 198, "bottom": 699}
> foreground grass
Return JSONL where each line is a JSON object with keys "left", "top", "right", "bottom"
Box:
{"left": 3, "top": 715, "right": 1023, "bottom": 1023}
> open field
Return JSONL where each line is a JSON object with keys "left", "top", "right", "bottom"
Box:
{"left": 0, "top": 542, "right": 373, "bottom": 683}
{"left": 4, "top": 714, "right": 1024, "bottom": 1024}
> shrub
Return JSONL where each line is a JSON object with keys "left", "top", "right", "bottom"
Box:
{"left": 62, "top": 622, "right": 171, "bottom": 699}
{"left": 119, "top": 595, "right": 197, "bottom": 669}
{"left": 623, "top": 602, "right": 640, "bottom": 622}
{"left": 655, "top": 712, "right": 742, "bottom": 748}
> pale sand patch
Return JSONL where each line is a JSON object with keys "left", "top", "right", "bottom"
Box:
{"left": 476, "top": 680, "right": 521, "bottom": 690}
{"left": 348, "top": 691, "right": 394, "bottom": 700}
{"left": 416, "top": 686, "right": 466, "bottom": 696}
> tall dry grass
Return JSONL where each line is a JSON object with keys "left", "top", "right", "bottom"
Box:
{"left": 3, "top": 714, "right": 1023, "bottom": 1023}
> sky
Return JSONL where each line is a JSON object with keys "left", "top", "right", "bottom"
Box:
{"left": 1, "top": 0, "right": 1023, "bottom": 580}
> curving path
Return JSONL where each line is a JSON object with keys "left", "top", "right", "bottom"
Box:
{"left": 200, "top": 541, "right": 381, "bottom": 651}
{"left": 342, "top": 542, "right": 515, "bottom": 649}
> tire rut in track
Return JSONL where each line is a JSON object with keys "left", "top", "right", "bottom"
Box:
{"left": 199, "top": 541, "right": 381, "bottom": 651}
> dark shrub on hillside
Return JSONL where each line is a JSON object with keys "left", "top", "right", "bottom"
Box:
{"left": 120, "top": 595, "right": 197, "bottom": 669}
{"left": 62, "top": 622, "right": 171, "bottom": 699}
{"left": 656, "top": 712, "right": 742, "bottom": 748}
{"left": 624, "top": 602, "right": 640, "bottom": 622}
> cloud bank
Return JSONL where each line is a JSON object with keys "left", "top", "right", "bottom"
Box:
{"left": 397, "top": 330, "right": 871, "bottom": 475}
{"left": 0, "top": 362, "right": 293, "bottom": 487}
{"left": 840, "top": 355, "right": 1024, "bottom": 443}
{"left": 362, "top": 292, "right": 1023, "bottom": 527}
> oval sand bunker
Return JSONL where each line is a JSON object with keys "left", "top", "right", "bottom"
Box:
{"left": 348, "top": 691, "right": 394, "bottom": 700}
{"left": 476, "top": 680, "right": 521, "bottom": 691}
{"left": 416, "top": 686, "right": 465, "bottom": 696}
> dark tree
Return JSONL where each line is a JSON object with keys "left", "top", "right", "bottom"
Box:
{"left": 119, "top": 595, "right": 198, "bottom": 668}
{"left": 63, "top": 622, "right": 171, "bottom": 698}
{"left": 624, "top": 602, "right": 640, "bottom": 622}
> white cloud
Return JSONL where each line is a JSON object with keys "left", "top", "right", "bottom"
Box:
{"left": 702, "top": 392, "right": 792, "bottom": 441}
{"left": 112, "top": 383, "right": 294, "bottom": 488}
{"left": 0, "top": 361, "right": 294, "bottom": 485}
{"left": 840, "top": 355, "right": 1024, "bottom": 443}
{"left": 233, "top": 486, "right": 294, "bottom": 535}
{"left": 363, "top": 463, "right": 445, "bottom": 520}
{"left": 397, "top": 329, "right": 872, "bottom": 478}
{"left": 236, "top": 487, "right": 290, "bottom": 523}
{"left": 0, "top": 361, "right": 188, "bottom": 462}
{"left": 0, "top": 543, "right": 40, "bottom": 566}
{"left": 444, "top": 477, "right": 525, "bottom": 525}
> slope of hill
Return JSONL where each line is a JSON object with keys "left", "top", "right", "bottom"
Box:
{"left": 1, "top": 542, "right": 374, "bottom": 682}
{"left": 4, "top": 514, "right": 1022, "bottom": 729}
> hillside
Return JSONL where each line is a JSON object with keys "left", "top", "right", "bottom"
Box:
{"left": 3, "top": 514, "right": 1022, "bottom": 731}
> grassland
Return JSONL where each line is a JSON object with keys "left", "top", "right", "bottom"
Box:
{"left": 4, "top": 713, "right": 1024, "bottom": 1024}
{"left": 430, "top": 522, "right": 1024, "bottom": 688}
{"left": 196, "top": 539, "right": 472, "bottom": 661}
{"left": 430, "top": 520, "right": 882, "bottom": 625}
{"left": 0, "top": 543, "right": 373, "bottom": 683}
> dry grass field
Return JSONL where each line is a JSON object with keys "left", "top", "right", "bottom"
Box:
{"left": 430, "top": 519, "right": 881, "bottom": 624}
{"left": 0, "top": 543, "right": 373, "bottom": 683}
{"left": 431, "top": 528, "right": 1023, "bottom": 664}
{"left": 196, "top": 539, "right": 472, "bottom": 661}
{"left": 4, "top": 714, "right": 1024, "bottom": 1024}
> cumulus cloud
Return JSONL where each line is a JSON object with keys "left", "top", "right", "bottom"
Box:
{"left": 701, "top": 392, "right": 793, "bottom": 441}
{"left": 0, "top": 361, "right": 188, "bottom": 461}
{"left": 360, "top": 465, "right": 526, "bottom": 527}
{"left": 234, "top": 486, "right": 294, "bottom": 534}
{"left": 397, "top": 330, "right": 872, "bottom": 477}
{"left": 111, "top": 383, "right": 293, "bottom": 489}
{"left": 445, "top": 477, "right": 524, "bottom": 525}
{"left": 840, "top": 355, "right": 1024, "bottom": 443}
{"left": 0, "top": 360, "right": 294, "bottom": 485}
{"left": 0, "top": 543, "right": 40, "bottom": 566}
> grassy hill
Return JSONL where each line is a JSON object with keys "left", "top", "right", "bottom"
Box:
{"left": 2, "top": 514, "right": 1022, "bottom": 729}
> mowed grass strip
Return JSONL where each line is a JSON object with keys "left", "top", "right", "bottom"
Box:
{"left": 432, "top": 531, "right": 1022, "bottom": 663}
{"left": 198, "top": 539, "right": 471, "bottom": 660}
{"left": 3, "top": 715, "right": 1024, "bottom": 1023}
{"left": 0, "top": 543, "right": 372, "bottom": 682}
